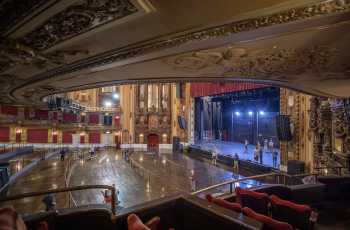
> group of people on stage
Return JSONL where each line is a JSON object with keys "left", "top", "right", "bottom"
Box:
{"left": 248, "top": 138, "right": 278, "bottom": 167}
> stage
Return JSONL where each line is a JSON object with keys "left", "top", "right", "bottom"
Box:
{"left": 192, "top": 140, "right": 280, "bottom": 169}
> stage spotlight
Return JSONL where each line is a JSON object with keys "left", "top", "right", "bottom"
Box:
{"left": 259, "top": 111, "right": 265, "bottom": 115}
{"left": 248, "top": 111, "right": 253, "bottom": 116}
{"left": 113, "top": 93, "right": 119, "bottom": 99}
{"left": 235, "top": 111, "right": 240, "bottom": 116}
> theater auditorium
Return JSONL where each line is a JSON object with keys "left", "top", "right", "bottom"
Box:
{"left": 0, "top": 1, "right": 350, "bottom": 230}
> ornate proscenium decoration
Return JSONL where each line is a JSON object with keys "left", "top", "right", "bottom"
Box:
{"left": 22, "top": 0, "right": 138, "bottom": 50}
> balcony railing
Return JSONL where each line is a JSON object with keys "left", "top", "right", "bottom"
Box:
{"left": 85, "top": 107, "right": 121, "bottom": 113}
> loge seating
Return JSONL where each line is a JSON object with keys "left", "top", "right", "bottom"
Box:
{"left": 207, "top": 187, "right": 318, "bottom": 230}
{"left": 270, "top": 195, "right": 316, "bottom": 230}
{"left": 235, "top": 187, "right": 270, "bottom": 215}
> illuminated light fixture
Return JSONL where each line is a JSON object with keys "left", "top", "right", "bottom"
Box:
{"left": 16, "top": 128, "right": 22, "bottom": 134}
{"left": 104, "top": 101, "right": 112, "bottom": 107}
{"left": 259, "top": 111, "right": 265, "bottom": 115}
{"left": 52, "top": 131, "right": 58, "bottom": 136}
{"left": 248, "top": 111, "right": 253, "bottom": 116}
{"left": 139, "top": 133, "right": 144, "bottom": 137}
{"left": 105, "top": 113, "right": 109, "bottom": 116}
{"left": 113, "top": 93, "right": 119, "bottom": 99}
{"left": 105, "top": 130, "right": 111, "bottom": 134}
{"left": 80, "top": 132, "right": 85, "bottom": 136}
{"left": 235, "top": 111, "right": 240, "bottom": 116}
{"left": 115, "top": 115, "right": 120, "bottom": 119}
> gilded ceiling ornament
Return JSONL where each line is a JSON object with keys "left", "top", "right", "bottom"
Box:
{"left": 19, "top": 0, "right": 350, "bottom": 82}
{"left": 22, "top": 0, "right": 138, "bottom": 50}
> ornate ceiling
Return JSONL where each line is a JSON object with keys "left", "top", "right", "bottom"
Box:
{"left": 0, "top": 0, "right": 350, "bottom": 105}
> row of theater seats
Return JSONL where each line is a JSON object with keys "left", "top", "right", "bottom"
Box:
{"left": 206, "top": 187, "right": 317, "bottom": 230}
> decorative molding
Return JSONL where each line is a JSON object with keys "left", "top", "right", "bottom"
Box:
{"left": 0, "top": 0, "right": 50, "bottom": 35}
{"left": 0, "top": 38, "right": 89, "bottom": 73}
{"left": 11, "top": 0, "right": 350, "bottom": 88}
{"left": 165, "top": 46, "right": 349, "bottom": 82}
{"left": 21, "top": 0, "right": 138, "bottom": 50}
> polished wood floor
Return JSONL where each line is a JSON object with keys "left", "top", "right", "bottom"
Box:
{"left": 2, "top": 148, "right": 248, "bottom": 214}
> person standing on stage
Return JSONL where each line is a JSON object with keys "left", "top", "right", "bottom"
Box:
{"left": 272, "top": 151, "right": 278, "bottom": 168}
{"left": 253, "top": 146, "right": 259, "bottom": 161}
{"left": 268, "top": 138, "right": 274, "bottom": 152}
{"left": 212, "top": 145, "right": 218, "bottom": 165}
{"left": 233, "top": 153, "right": 239, "bottom": 175}
{"left": 244, "top": 139, "right": 248, "bottom": 153}
{"left": 263, "top": 139, "right": 268, "bottom": 152}
{"left": 259, "top": 146, "right": 263, "bottom": 164}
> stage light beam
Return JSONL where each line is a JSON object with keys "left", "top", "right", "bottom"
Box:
{"left": 248, "top": 111, "right": 253, "bottom": 116}
{"left": 259, "top": 111, "right": 265, "bottom": 115}
{"left": 235, "top": 111, "right": 240, "bottom": 116}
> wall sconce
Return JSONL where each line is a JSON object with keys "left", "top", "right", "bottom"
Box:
{"left": 80, "top": 132, "right": 85, "bottom": 136}
{"left": 52, "top": 131, "right": 58, "bottom": 136}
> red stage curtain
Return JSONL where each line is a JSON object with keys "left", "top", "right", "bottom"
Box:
{"left": 89, "top": 132, "right": 100, "bottom": 144}
{"left": 0, "top": 127, "right": 10, "bottom": 142}
{"left": 27, "top": 129, "right": 48, "bottom": 143}
{"left": 89, "top": 114, "right": 99, "bottom": 124}
{"left": 81, "top": 115, "right": 85, "bottom": 123}
{"left": 0, "top": 105, "right": 18, "bottom": 116}
{"left": 190, "top": 82, "right": 267, "bottom": 98}
{"left": 62, "top": 132, "right": 73, "bottom": 143}
{"left": 35, "top": 110, "right": 49, "bottom": 120}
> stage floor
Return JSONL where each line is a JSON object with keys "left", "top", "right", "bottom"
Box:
{"left": 194, "top": 140, "right": 280, "bottom": 168}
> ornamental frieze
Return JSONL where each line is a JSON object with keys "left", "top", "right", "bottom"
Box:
{"left": 21, "top": 0, "right": 138, "bottom": 50}
{"left": 14, "top": 0, "right": 350, "bottom": 81}
{"left": 165, "top": 46, "right": 347, "bottom": 82}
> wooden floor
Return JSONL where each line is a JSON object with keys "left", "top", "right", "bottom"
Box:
{"left": 2, "top": 155, "right": 69, "bottom": 214}
{"left": 2, "top": 148, "right": 254, "bottom": 214}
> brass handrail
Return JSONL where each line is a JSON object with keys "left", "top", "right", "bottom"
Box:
{"left": 191, "top": 172, "right": 318, "bottom": 196}
{"left": 0, "top": 185, "right": 117, "bottom": 215}
{"left": 191, "top": 172, "right": 277, "bottom": 195}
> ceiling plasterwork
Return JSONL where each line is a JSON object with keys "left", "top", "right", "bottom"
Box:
{"left": 164, "top": 46, "right": 350, "bottom": 83}
{"left": 0, "top": 38, "right": 89, "bottom": 73}
{"left": 21, "top": 0, "right": 138, "bottom": 50}
{"left": 17, "top": 0, "right": 350, "bottom": 81}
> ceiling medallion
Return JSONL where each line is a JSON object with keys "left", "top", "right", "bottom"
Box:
{"left": 165, "top": 46, "right": 349, "bottom": 82}
{"left": 24, "top": 0, "right": 350, "bottom": 81}
{"left": 21, "top": 0, "right": 138, "bottom": 50}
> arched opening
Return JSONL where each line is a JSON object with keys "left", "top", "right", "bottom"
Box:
{"left": 147, "top": 133, "right": 159, "bottom": 151}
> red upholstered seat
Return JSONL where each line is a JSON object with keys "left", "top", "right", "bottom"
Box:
{"left": 235, "top": 187, "right": 270, "bottom": 215}
{"left": 270, "top": 195, "right": 314, "bottom": 230}
{"left": 242, "top": 207, "right": 293, "bottom": 230}
{"left": 205, "top": 194, "right": 242, "bottom": 212}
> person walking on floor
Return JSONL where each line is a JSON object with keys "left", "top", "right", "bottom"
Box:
{"left": 259, "top": 146, "right": 263, "bottom": 164}
{"left": 263, "top": 139, "right": 268, "bottom": 152}
{"left": 244, "top": 139, "right": 248, "bottom": 153}
{"left": 60, "top": 148, "right": 65, "bottom": 161}
{"left": 233, "top": 153, "right": 239, "bottom": 175}
{"left": 253, "top": 146, "right": 259, "bottom": 162}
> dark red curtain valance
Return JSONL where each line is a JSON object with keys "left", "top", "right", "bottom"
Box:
{"left": 35, "top": 110, "right": 49, "bottom": 120}
{"left": 190, "top": 82, "right": 267, "bottom": 98}
{"left": 63, "top": 113, "right": 77, "bottom": 122}
{"left": 27, "top": 129, "right": 48, "bottom": 143}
